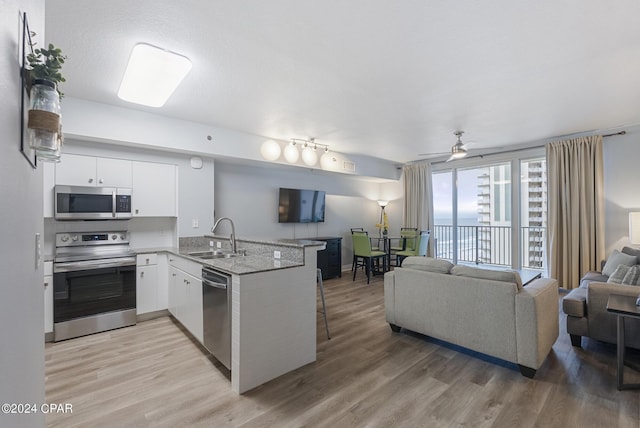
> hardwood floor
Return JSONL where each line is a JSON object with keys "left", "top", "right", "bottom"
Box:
{"left": 45, "top": 272, "right": 640, "bottom": 427}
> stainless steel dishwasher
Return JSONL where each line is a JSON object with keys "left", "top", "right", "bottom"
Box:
{"left": 202, "top": 267, "right": 231, "bottom": 370}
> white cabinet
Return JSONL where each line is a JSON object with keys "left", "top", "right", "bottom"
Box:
{"left": 132, "top": 161, "right": 177, "bottom": 217}
{"left": 168, "top": 255, "right": 203, "bottom": 342}
{"left": 156, "top": 253, "right": 168, "bottom": 311}
{"left": 55, "top": 154, "right": 132, "bottom": 188}
{"left": 136, "top": 254, "right": 158, "bottom": 315}
{"left": 44, "top": 261, "right": 53, "bottom": 335}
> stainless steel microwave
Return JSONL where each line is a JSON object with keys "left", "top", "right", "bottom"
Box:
{"left": 54, "top": 185, "right": 132, "bottom": 220}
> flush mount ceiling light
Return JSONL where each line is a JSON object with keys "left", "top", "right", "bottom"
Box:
{"left": 118, "top": 43, "right": 192, "bottom": 107}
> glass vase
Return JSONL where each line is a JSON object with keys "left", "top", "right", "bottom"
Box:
{"left": 28, "top": 79, "right": 62, "bottom": 162}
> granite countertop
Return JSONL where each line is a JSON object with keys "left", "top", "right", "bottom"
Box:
{"left": 219, "top": 237, "right": 326, "bottom": 248}
{"left": 132, "top": 246, "right": 304, "bottom": 276}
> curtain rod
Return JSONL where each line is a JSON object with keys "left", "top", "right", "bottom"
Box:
{"left": 424, "top": 130, "right": 627, "bottom": 166}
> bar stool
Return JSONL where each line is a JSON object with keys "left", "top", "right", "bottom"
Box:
{"left": 317, "top": 268, "right": 330, "bottom": 339}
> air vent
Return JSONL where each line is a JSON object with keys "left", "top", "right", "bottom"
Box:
{"left": 342, "top": 161, "right": 356, "bottom": 172}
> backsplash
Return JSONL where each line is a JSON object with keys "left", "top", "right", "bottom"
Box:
{"left": 178, "top": 235, "right": 306, "bottom": 263}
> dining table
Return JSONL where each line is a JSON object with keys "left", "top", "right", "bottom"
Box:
{"left": 370, "top": 235, "right": 405, "bottom": 272}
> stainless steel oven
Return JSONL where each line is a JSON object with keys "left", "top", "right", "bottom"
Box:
{"left": 53, "top": 231, "right": 136, "bottom": 341}
{"left": 55, "top": 185, "right": 132, "bottom": 220}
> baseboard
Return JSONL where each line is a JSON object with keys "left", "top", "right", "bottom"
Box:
{"left": 137, "top": 309, "right": 170, "bottom": 322}
{"left": 45, "top": 331, "right": 54, "bottom": 343}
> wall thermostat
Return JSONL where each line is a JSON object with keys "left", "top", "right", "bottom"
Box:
{"left": 190, "top": 156, "right": 203, "bottom": 169}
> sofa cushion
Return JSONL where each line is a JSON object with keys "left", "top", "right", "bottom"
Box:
{"left": 450, "top": 265, "right": 523, "bottom": 290}
{"left": 622, "top": 265, "right": 640, "bottom": 286}
{"left": 562, "top": 287, "right": 587, "bottom": 318}
{"left": 580, "top": 271, "right": 609, "bottom": 288}
{"left": 602, "top": 250, "right": 637, "bottom": 277}
{"left": 607, "top": 264, "right": 631, "bottom": 284}
{"left": 401, "top": 257, "right": 453, "bottom": 274}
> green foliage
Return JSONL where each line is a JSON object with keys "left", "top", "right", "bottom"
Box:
{"left": 26, "top": 32, "right": 66, "bottom": 97}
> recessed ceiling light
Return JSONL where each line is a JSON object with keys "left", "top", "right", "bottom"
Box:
{"left": 118, "top": 43, "right": 192, "bottom": 107}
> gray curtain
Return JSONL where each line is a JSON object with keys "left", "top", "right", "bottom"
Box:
{"left": 402, "top": 162, "right": 434, "bottom": 256}
{"left": 546, "top": 135, "right": 604, "bottom": 290}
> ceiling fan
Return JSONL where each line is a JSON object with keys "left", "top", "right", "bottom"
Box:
{"left": 418, "top": 131, "right": 473, "bottom": 162}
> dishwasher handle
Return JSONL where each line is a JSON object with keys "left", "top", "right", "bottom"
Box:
{"left": 203, "top": 278, "right": 227, "bottom": 290}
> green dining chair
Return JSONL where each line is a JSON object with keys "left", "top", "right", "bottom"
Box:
{"left": 352, "top": 232, "right": 387, "bottom": 284}
{"left": 396, "top": 230, "right": 430, "bottom": 266}
{"left": 390, "top": 228, "right": 417, "bottom": 264}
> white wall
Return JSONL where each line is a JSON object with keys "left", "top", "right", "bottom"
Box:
{"left": 214, "top": 160, "right": 402, "bottom": 268}
{"left": 603, "top": 124, "right": 640, "bottom": 256}
{"left": 61, "top": 97, "right": 400, "bottom": 181}
{"left": 0, "top": 1, "right": 46, "bottom": 426}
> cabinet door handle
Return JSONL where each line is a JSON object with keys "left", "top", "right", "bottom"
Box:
{"left": 146, "top": 258, "right": 150, "bottom": 264}
{"left": 44, "top": 282, "right": 48, "bottom": 288}
{"left": 135, "top": 209, "right": 140, "bottom": 214}
{"left": 172, "top": 273, "right": 176, "bottom": 277}
{"left": 140, "top": 271, "right": 145, "bottom": 277}
{"left": 88, "top": 178, "right": 94, "bottom": 183}
{"left": 99, "top": 179, "right": 104, "bottom": 184}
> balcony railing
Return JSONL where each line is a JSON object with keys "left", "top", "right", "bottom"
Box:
{"left": 433, "top": 225, "right": 545, "bottom": 270}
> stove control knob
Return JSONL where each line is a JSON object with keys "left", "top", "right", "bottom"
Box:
{"left": 71, "top": 235, "right": 79, "bottom": 242}
{"left": 60, "top": 235, "right": 69, "bottom": 242}
{"left": 112, "top": 235, "right": 117, "bottom": 240}
{"left": 120, "top": 234, "right": 126, "bottom": 240}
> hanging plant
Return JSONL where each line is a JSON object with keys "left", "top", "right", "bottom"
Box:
{"left": 26, "top": 32, "right": 66, "bottom": 97}
{"left": 25, "top": 32, "right": 67, "bottom": 161}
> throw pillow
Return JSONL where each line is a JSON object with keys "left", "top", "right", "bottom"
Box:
{"left": 622, "top": 246, "right": 640, "bottom": 260}
{"left": 401, "top": 257, "right": 453, "bottom": 274}
{"left": 622, "top": 265, "right": 640, "bottom": 286}
{"left": 607, "top": 264, "right": 631, "bottom": 284}
{"left": 602, "top": 250, "right": 638, "bottom": 277}
{"left": 450, "top": 265, "right": 523, "bottom": 290}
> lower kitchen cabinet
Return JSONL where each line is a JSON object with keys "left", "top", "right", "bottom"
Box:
{"left": 44, "top": 261, "right": 53, "bottom": 335}
{"left": 168, "top": 256, "right": 203, "bottom": 343}
{"left": 136, "top": 254, "right": 158, "bottom": 315}
{"left": 136, "top": 253, "right": 169, "bottom": 315}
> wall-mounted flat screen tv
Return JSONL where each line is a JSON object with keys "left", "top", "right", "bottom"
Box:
{"left": 278, "top": 188, "right": 326, "bottom": 223}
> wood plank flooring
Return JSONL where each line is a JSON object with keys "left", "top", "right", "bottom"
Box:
{"left": 45, "top": 272, "right": 640, "bottom": 427}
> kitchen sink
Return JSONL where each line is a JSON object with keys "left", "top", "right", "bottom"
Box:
{"left": 187, "top": 250, "right": 241, "bottom": 260}
{"left": 188, "top": 250, "right": 226, "bottom": 257}
{"left": 198, "top": 253, "right": 240, "bottom": 260}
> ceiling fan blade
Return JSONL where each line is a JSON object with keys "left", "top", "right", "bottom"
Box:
{"left": 417, "top": 151, "right": 450, "bottom": 156}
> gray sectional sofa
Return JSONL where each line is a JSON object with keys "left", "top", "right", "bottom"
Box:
{"left": 562, "top": 246, "right": 640, "bottom": 349}
{"left": 384, "top": 257, "right": 559, "bottom": 378}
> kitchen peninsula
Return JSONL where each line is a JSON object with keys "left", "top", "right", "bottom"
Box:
{"left": 164, "top": 236, "right": 325, "bottom": 394}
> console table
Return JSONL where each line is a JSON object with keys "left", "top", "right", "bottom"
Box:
{"left": 606, "top": 293, "right": 640, "bottom": 390}
{"left": 316, "top": 237, "right": 342, "bottom": 280}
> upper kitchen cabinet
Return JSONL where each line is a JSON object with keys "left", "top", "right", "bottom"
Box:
{"left": 132, "top": 161, "right": 177, "bottom": 217}
{"left": 55, "top": 154, "right": 132, "bottom": 188}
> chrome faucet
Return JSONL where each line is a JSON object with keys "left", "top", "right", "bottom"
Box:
{"left": 211, "top": 217, "right": 237, "bottom": 254}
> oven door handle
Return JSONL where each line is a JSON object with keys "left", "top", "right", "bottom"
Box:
{"left": 54, "top": 257, "right": 137, "bottom": 273}
{"left": 112, "top": 190, "right": 117, "bottom": 218}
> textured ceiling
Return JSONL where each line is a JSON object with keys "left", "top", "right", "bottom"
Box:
{"left": 45, "top": 0, "right": 640, "bottom": 163}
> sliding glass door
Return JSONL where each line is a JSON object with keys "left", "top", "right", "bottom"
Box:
{"left": 432, "top": 150, "right": 545, "bottom": 271}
